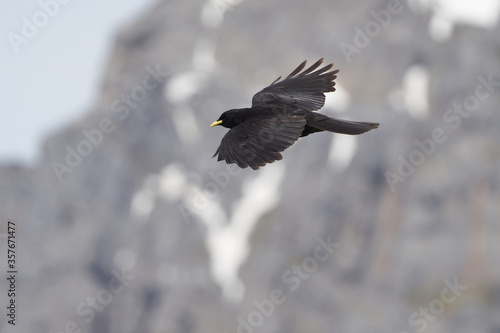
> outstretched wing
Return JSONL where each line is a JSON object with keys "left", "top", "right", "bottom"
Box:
{"left": 251, "top": 58, "right": 339, "bottom": 111}
{"left": 213, "top": 116, "right": 306, "bottom": 170}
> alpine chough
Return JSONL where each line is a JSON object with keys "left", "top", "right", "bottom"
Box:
{"left": 210, "top": 58, "right": 379, "bottom": 170}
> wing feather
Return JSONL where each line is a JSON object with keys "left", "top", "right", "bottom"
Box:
{"left": 252, "top": 59, "right": 339, "bottom": 111}
{"left": 213, "top": 116, "right": 306, "bottom": 170}
{"left": 286, "top": 60, "right": 307, "bottom": 78}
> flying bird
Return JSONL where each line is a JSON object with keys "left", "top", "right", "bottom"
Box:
{"left": 210, "top": 58, "right": 379, "bottom": 170}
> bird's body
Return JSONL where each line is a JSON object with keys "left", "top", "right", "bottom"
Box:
{"left": 211, "top": 59, "right": 379, "bottom": 170}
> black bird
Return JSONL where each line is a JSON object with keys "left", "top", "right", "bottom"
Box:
{"left": 210, "top": 59, "right": 379, "bottom": 170}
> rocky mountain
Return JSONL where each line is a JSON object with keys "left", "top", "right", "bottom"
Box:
{"left": 1, "top": 0, "right": 499, "bottom": 332}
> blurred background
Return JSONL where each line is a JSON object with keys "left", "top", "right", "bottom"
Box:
{"left": 1, "top": 0, "right": 500, "bottom": 332}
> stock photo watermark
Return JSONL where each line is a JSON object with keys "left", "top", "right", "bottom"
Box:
{"left": 339, "top": 0, "right": 404, "bottom": 63}
{"left": 385, "top": 73, "right": 500, "bottom": 191}
{"left": 402, "top": 277, "right": 467, "bottom": 333}
{"left": 7, "top": 0, "right": 73, "bottom": 54}
{"left": 51, "top": 64, "right": 169, "bottom": 182}
{"left": 3, "top": 221, "right": 17, "bottom": 326}
{"left": 52, "top": 266, "right": 134, "bottom": 333}
{"left": 235, "top": 235, "right": 340, "bottom": 333}
{"left": 177, "top": 163, "right": 243, "bottom": 224}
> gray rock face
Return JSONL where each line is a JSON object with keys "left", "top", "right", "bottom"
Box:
{"left": 1, "top": 0, "right": 500, "bottom": 332}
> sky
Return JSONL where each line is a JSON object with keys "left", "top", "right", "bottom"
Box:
{"left": 0, "top": 0, "right": 158, "bottom": 164}
{"left": 0, "top": 0, "right": 499, "bottom": 165}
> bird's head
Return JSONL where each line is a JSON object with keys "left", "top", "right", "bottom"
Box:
{"left": 210, "top": 109, "right": 241, "bottom": 129}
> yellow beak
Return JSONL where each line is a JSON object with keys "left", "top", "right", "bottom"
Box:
{"left": 210, "top": 120, "right": 223, "bottom": 128}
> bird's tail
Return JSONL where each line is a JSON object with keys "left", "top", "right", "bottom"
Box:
{"left": 307, "top": 115, "right": 379, "bottom": 135}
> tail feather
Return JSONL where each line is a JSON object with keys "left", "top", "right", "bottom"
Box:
{"left": 306, "top": 115, "right": 379, "bottom": 135}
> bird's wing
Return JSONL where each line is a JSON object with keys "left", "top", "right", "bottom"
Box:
{"left": 213, "top": 116, "right": 306, "bottom": 170}
{"left": 251, "top": 58, "right": 339, "bottom": 111}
